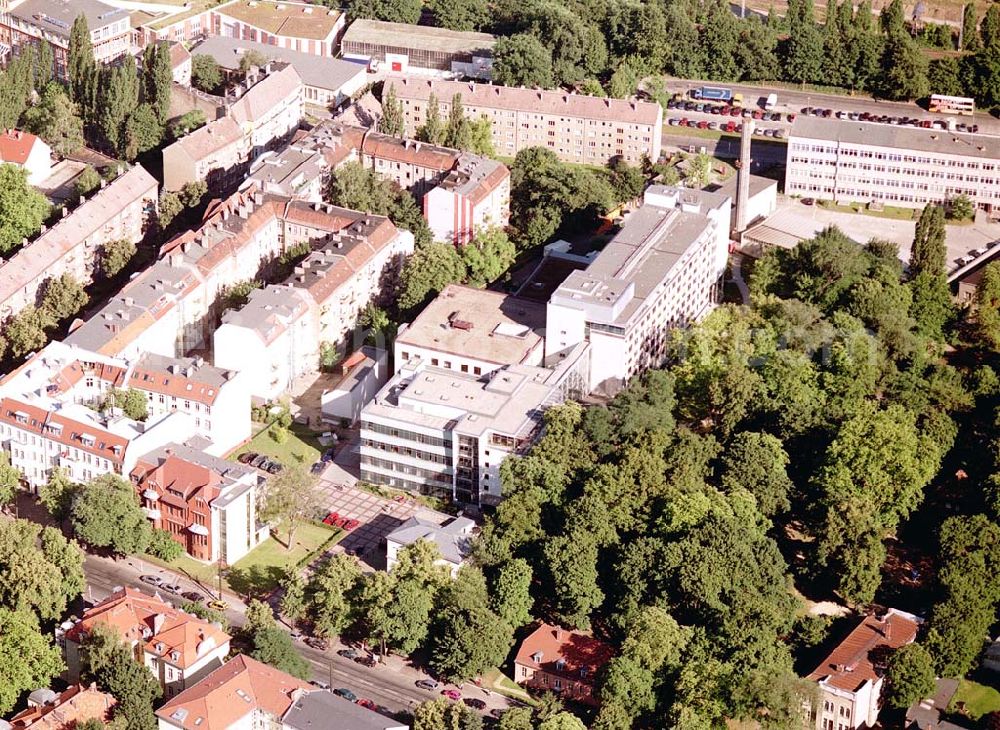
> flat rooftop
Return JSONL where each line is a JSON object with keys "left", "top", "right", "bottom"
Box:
{"left": 190, "top": 36, "right": 365, "bottom": 93}
{"left": 395, "top": 284, "right": 545, "bottom": 366}
{"left": 342, "top": 19, "right": 495, "bottom": 56}
{"left": 791, "top": 115, "right": 1000, "bottom": 159}
{"left": 11, "top": 0, "right": 129, "bottom": 37}
{"left": 216, "top": 0, "right": 342, "bottom": 41}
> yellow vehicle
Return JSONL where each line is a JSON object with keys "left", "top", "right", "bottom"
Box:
{"left": 732, "top": 93, "right": 744, "bottom": 107}
{"left": 207, "top": 599, "right": 228, "bottom": 612}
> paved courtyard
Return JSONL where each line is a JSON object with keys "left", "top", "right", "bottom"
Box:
{"left": 315, "top": 480, "right": 449, "bottom": 569}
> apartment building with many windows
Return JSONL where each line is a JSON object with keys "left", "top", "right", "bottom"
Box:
{"left": 545, "top": 185, "right": 731, "bottom": 394}
{"left": 0, "top": 0, "right": 130, "bottom": 78}
{"left": 787, "top": 116, "right": 1000, "bottom": 213}
{"left": 0, "top": 164, "right": 158, "bottom": 321}
{"left": 360, "top": 361, "right": 569, "bottom": 505}
{"left": 127, "top": 353, "right": 250, "bottom": 456}
{"left": 388, "top": 78, "right": 662, "bottom": 165}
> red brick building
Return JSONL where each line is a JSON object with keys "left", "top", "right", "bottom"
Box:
{"left": 513, "top": 623, "right": 614, "bottom": 705}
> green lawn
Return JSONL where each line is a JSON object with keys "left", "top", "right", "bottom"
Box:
{"left": 235, "top": 421, "right": 324, "bottom": 468}
{"left": 146, "top": 521, "right": 341, "bottom": 597}
{"left": 817, "top": 200, "right": 917, "bottom": 221}
{"left": 949, "top": 679, "right": 1000, "bottom": 720}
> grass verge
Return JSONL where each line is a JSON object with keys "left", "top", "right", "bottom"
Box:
{"left": 949, "top": 679, "right": 1000, "bottom": 720}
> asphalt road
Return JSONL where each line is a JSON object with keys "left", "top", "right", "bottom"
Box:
{"left": 661, "top": 76, "right": 1000, "bottom": 135}
{"left": 81, "top": 551, "right": 512, "bottom": 716}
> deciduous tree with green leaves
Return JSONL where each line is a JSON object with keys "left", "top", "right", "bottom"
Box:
{"left": 71, "top": 473, "right": 152, "bottom": 555}
{"left": 493, "top": 34, "right": 556, "bottom": 89}
{"left": 0, "top": 608, "right": 64, "bottom": 715}
{"left": 885, "top": 643, "right": 936, "bottom": 708}
{"left": 23, "top": 82, "right": 84, "bottom": 156}
{"left": 0, "top": 163, "right": 49, "bottom": 253}
{"left": 191, "top": 55, "right": 222, "bottom": 93}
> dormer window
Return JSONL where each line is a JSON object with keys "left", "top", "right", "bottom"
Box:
{"left": 555, "top": 659, "right": 566, "bottom": 671}
{"left": 532, "top": 651, "right": 543, "bottom": 663}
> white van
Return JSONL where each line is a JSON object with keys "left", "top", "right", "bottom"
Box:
{"left": 765, "top": 93, "right": 778, "bottom": 111}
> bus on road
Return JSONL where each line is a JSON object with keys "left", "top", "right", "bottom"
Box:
{"left": 929, "top": 94, "right": 975, "bottom": 116}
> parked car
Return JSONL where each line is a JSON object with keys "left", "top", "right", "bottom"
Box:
{"left": 334, "top": 688, "right": 357, "bottom": 702}
{"left": 305, "top": 637, "right": 329, "bottom": 651}
{"left": 321, "top": 448, "right": 336, "bottom": 463}
{"left": 442, "top": 689, "right": 462, "bottom": 701}
{"left": 801, "top": 197, "right": 815, "bottom": 206}
{"left": 343, "top": 519, "right": 360, "bottom": 531}
{"left": 266, "top": 461, "right": 283, "bottom": 475}
{"left": 490, "top": 709, "right": 506, "bottom": 719}
{"left": 161, "top": 583, "right": 182, "bottom": 594}
{"left": 416, "top": 680, "right": 439, "bottom": 690}
{"left": 354, "top": 654, "right": 377, "bottom": 668}
{"left": 207, "top": 599, "right": 228, "bottom": 612}
{"left": 237, "top": 452, "right": 258, "bottom": 464}
{"left": 139, "top": 575, "right": 163, "bottom": 586}
{"left": 667, "top": 117, "right": 680, "bottom": 126}
{"left": 357, "top": 699, "right": 376, "bottom": 710}
{"left": 310, "top": 461, "right": 325, "bottom": 475}
{"left": 338, "top": 648, "right": 360, "bottom": 660}
{"left": 250, "top": 454, "right": 268, "bottom": 468}
{"left": 310, "top": 680, "right": 331, "bottom": 690}
{"left": 181, "top": 591, "right": 204, "bottom": 603}
{"left": 464, "top": 698, "right": 487, "bottom": 711}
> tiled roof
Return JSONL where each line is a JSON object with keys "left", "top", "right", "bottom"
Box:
{"left": 0, "top": 128, "right": 44, "bottom": 165}
{"left": 514, "top": 623, "right": 613, "bottom": 683}
{"left": 0, "top": 165, "right": 157, "bottom": 309}
{"left": 807, "top": 609, "right": 921, "bottom": 694}
{"left": 230, "top": 63, "right": 302, "bottom": 127}
{"left": 388, "top": 78, "right": 662, "bottom": 125}
{"left": 8, "top": 684, "right": 117, "bottom": 730}
{"left": 0, "top": 397, "right": 129, "bottom": 463}
{"left": 216, "top": 0, "right": 343, "bottom": 41}
{"left": 436, "top": 154, "right": 509, "bottom": 206}
{"left": 10, "top": 0, "right": 128, "bottom": 38}
{"left": 128, "top": 353, "right": 236, "bottom": 406}
{"left": 156, "top": 654, "right": 311, "bottom": 730}
{"left": 169, "top": 116, "right": 243, "bottom": 161}
{"left": 360, "top": 133, "right": 458, "bottom": 171}
{"left": 67, "top": 588, "right": 230, "bottom": 670}
{"left": 169, "top": 42, "right": 191, "bottom": 69}
{"left": 132, "top": 452, "right": 222, "bottom": 505}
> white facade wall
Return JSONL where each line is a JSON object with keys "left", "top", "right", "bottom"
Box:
{"left": 144, "top": 642, "right": 229, "bottom": 699}
{"left": 212, "top": 481, "right": 262, "bottom": 564}
{"left": 786, "top": 134, "right": 1000, "bottom": 211}
{"left": 21, "top": 137, "right": 52, "bottom": 185}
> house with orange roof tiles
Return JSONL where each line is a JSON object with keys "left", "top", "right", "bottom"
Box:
{"left": 155, "top": 654, "right": 310, "bottom": 730}
{"left": 0, "top": 129, "right": 51, "bottom": 184}
{"left": 130, "top": 440, "right": 267, "bottom": 563}
{"left": 61, "top": 588, "right": 231, "bottom": 699}
{"left": 513, "top": 622, "right": 613, "bottom": 706}
{"left": 806, "top": 608, "right": 921, "bottom": 730}
{"left": 5, "top": 684, "right": 116, "bottom": 730}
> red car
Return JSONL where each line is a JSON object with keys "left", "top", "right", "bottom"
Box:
{"left": 343, "top": 519, "right": 360, "bottom": 531}
{"left": 323, "top": 512, "right": 340, "bottom": 526}
{"left": 357, "top": 698, "right": 376, "bottom": 710}
{"left": 442, "top": 689, "right": 462, "bottom": 701}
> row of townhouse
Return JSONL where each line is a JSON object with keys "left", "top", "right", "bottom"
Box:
{"left": 214, "top": 212, "right": 413, "bottom": 401}
{"left": 162, "top": 62, "right": 304, "bottom": 192}
{"left": 246, "top": 121, "right": 510, "bottom": 243}
{"left": 388, "top": 78, "right": 663, "bottom": 166}
{"left": 0, "top": 337, "right": 261, "bottom": 562}
{"left": 0, "top": 164, "right": 158, "bottom": 321}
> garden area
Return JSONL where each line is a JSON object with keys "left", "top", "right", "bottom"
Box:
{"left": 949, "top": 679, "right": 1000, "bottom": 720}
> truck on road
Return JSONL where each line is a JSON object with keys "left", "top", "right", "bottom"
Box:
{"left": 692, "top": 86, "right": 733, "bottom": 103}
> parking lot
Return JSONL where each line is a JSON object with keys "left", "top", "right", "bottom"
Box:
{"left": 665, "top": 98, "right": 792, "bottom": 139}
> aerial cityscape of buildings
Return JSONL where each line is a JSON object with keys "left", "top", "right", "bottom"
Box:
{"left": 0, "top": 0, "right": 997, "bottom": 728}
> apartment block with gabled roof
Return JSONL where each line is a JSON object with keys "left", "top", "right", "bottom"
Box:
{"left": 388, "top": 78, "right": 662, "bottom": 165}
